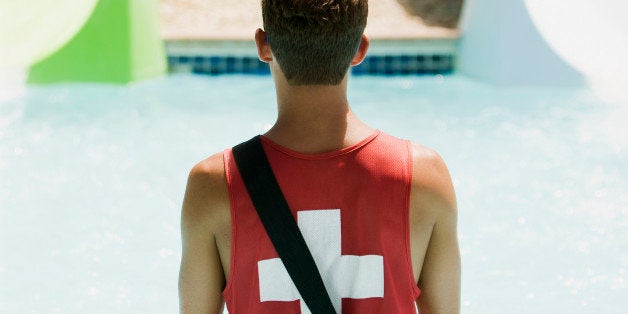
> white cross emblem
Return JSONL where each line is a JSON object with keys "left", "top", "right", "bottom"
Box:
{"left": 258, "top": 209, "right": 384, "bottom": 313}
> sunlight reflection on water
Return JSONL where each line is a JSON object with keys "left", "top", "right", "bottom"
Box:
{"left": 0, "top": 74, "right": 626, "bottom": 313}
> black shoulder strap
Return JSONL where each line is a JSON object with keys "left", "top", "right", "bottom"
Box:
{"left": 232, "top": 136, "right": 336, "bottom": 314}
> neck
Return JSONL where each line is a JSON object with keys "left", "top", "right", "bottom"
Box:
{"left": 264, "top": 75, "right": 374, "bottom": 154}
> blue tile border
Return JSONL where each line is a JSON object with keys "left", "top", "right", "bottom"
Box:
{"left": 167, "top": 54, "right": 454, "bottom": 76}
{"left": 352, "top": 54, "right": 454, "bottom": 75}
{"left": 168, "top": 55, "right": 271, "bottom": 75}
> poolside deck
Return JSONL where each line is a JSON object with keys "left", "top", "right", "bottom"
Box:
{"left": 159, "top": 0, "right": 460, "bottom": 40}
{"left": 159, "top": 0, "right": 461, "bottom": 75}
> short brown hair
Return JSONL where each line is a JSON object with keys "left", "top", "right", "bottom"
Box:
{"left": 262, "top": 0, "right": 368, "bottom": 85}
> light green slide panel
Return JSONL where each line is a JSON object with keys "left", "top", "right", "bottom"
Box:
{"left": 0, "top": 0, "right": 98, "bottom": 69}
{"left": 26, "top": 0, "right": 166, "bottom": 84}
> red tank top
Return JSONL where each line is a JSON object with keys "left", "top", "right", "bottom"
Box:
{"left": 222, "top": 130, "right": 420, "bottom": 313}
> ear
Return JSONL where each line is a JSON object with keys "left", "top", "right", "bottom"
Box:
{"left": 255, "top": 28, "right": 273, "bottom": 63}
{"left": 350, "top": 34, "right": 370, "bottom": 66}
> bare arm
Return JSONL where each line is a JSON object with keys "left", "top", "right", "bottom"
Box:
{"left": 416, "top": 202, "right": 460, "bottom": 313}
{"left": 411, "top": 145, "right": 461, "bottom": 314}
{"left": 179, "top": 154, "right": 229, "bottom": 314}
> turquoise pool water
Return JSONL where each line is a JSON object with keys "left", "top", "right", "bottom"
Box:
{"left": 1, "top": 74, "right": 626, "bottom": 313}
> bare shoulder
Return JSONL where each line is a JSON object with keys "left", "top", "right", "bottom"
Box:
{"left": 409, "top": 143, "right": 461, "bottom": 312}
{"left": 180, "top": 151, "right": 232, "bottom": 279}
{"left": 182, "top": 152, "right": 230, "bottom": 233}
{"left": 179, "top": 152, "right": 231, "bottom": 313}
{"left": 409, "top": 142, "right": 457, "bottom": 221}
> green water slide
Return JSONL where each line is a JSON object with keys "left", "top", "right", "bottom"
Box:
{"left": 0, "top": 0, "right": 166, "bottom": 84}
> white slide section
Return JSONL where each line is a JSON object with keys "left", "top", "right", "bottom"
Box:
{"left": 0, "top": 0, "right": 98, "bottom": 69}
{"left": 458, "top": 0, "right": 628, "bottom": 91}
{"left": 0, "top": 0, "right": 98, "bottom": 101}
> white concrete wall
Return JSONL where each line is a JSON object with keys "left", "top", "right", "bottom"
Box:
{"left": 457, "top": 0, "right": 585, "bottom": 86}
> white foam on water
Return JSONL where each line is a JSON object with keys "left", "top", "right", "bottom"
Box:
{"left": 0, "top": 67, "right": 26, "bottom": 103}
{"left": 0, "top": 75, "right": 626, "bottom": 314}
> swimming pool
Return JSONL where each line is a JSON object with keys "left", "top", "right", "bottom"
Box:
{"left": 0, "top": 74, "right": 626, "bottom": 313}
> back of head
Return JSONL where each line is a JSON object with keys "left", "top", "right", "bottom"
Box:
{"left": 262, "top": 0, "right": 368, "bottom": 86}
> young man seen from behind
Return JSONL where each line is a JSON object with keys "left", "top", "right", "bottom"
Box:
{"left": 179, "top": 1, "right": 460, "bottom": 313}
